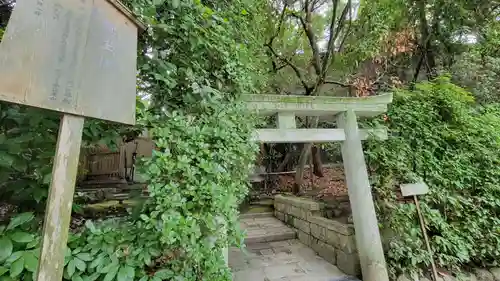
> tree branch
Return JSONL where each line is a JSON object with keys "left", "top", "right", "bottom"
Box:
{"left": 267, "top": 2, "right": 288, "bottom": 47}
{"left": 324, "top": 80, "right": 351, "bottom": 87}
{"left": 321, "top": 0, "right": 351, "bottom": 76}
{"left": 265, "top": 43, "right": 312, "bottom": 92}
{"left": 290, "top": 2, "right": 322, "bottom": 76}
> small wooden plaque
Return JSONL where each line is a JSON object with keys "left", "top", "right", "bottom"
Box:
{"left": 0, "top": 0, "right": 141, "bottom": 125}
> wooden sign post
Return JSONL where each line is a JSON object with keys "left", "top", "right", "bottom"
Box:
{"left": 0, "top": 0, "right": 144, "bottom": 280}
{"left": 400, "top": 182, "right": 439, "bottom": 281}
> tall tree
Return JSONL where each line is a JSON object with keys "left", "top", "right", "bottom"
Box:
{"left": 265, "top": 0, "right": 355, "bottom": 192}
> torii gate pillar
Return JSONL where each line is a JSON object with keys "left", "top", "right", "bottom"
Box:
{"left": 337, "top": 110, "right": 389, "bottom": 281}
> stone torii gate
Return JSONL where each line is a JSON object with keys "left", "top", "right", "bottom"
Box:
{"left": 243, "top": 93, "right": 393, "bottom": 281}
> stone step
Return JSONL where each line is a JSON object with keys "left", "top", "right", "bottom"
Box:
{"left": 241, "top": 216, "right": 297, "bottom": 244}
{"left": 239, "top": 212, "right": 274, "bottom": 220}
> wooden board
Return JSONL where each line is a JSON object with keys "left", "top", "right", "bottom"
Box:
{"left": 400, "top": 182, "right": 429, "bottom": 197}
{"left": 0, "top": 0, "right": 138, "bottom": 125}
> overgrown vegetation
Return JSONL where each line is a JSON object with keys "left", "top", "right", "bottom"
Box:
{"left": 364, "top": 76, "right": 500, "bottom": 278}
{"left": 1, "top": 0, "right": 267, "bottom": 280}
{"left": 1, "top": 0, "right": 500, "bottom": 279}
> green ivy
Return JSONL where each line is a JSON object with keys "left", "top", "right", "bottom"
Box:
{"left": 364, "top": 76, "right": 500, "bottom": 278}
{"left": 126, "top": 0, "right": 265, "bottom": 278}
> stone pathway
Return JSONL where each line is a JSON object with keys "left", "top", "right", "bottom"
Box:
{"left": 230, "top": 215, "right": 357, "bottom": 281}
{"left": 239, "top": 214, "right": 296, "bottom": 244}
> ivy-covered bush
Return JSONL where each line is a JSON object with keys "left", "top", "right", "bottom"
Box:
{"left": 126, "top": 0, "right": 266, "bottom": 278}
{"left": 364, "top": 76, "right": 500, "bottom": 278}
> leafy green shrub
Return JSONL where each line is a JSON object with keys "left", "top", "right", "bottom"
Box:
{"left": 0, "top": 213, "right": 40, "bottom": 281}
{"left": 0, "top": 213, "right": 166, "bottom": 281}
{"left": 125, "top": 0, "right": 265, "bottom": 278}
{"left": 451, "top": 52, "right": 500, "bottom": 105}
{"left": 364, "top": 76, "right": 500, "bottom": 277}
{"left": 0, "top": 103, "right": 127, "bottom": 211}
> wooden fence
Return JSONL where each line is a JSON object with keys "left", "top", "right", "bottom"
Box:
{"left": 78, "top": 137, "right": 154, "bottom": 182}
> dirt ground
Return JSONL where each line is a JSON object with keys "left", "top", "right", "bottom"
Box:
{"left": 276, "top": 166, "right": 348, "bottom": 199}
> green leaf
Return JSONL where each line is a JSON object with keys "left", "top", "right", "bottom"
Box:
{"left": 152, "top": 0, "right": 164, "bottom": 6}
{"left": 74, "top": 258, "right": 86, "bottom": 272}
{"left": 23, "top": 252, "right": 38, "bottom": 272}
{"left": 85, "top": 220, "right": 97, "bottom": 234}
{"left": 7, "top": 212, "right": 34, "bottom": 230}
{"left": 24, "top": 272, "right": 33, "bottom": 281}
{"left": 76, "top": 253, "right": 93, "bottom": 262}
{"left": 72, "top": 274, "right": 84, "bottom": 281}
{"left": 0, "top": 238, "right": 13, "bottom": 262}
{"left": 154, "top": 269, "right": 173, "bottom": 279}
{"left": 143, "top": 251, "right": 151, "bottom": 266}
{"left": 117, "top": 266, "right": 128, "bottom": 281}
{"left": 89, "top": 255, "right": 104, "bottom": 269}
{"left": 0, "top": 276, "right": 14, "bottom": 281}
{"left": 5, "top": 251, "right": 23, "bottom": 264}
{"left": 103, "top": 264, "right": 119, "bottom": 281}
{"left": 26, "top": 238, "right": 39, "bottom": 249}
{"left": 138, "top": 276, "right": 148, "bottom": 281}
{"left": 0, "top": 151, "right": 15, "bottom": 168}
{"left": 241, "top": 9, "right": 248, "bottom": 15}
{"left": 9, "top": 256, "right": 24, "bottom": 278}
{"left": 83, "top": 272, "right": 100, "bottom": 281}
{"left": 67, "top": 259, "right": 76, "bottom": 277}
{"left": 42, "top": 173, "right": 52, "bottom": 184}
{"left": 172, "top": 0, "right": 179, "bottom": 8}
{"left": 10, "top": 231, "right": 34, "bottom": 243}
{"left": 0, "top": 267, "right": 8, "bottom": 276}
{"left": 125, "top": 266, "right": 134, "bottom": 279}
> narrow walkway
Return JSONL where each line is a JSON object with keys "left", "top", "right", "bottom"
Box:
{"left": 230, "top": 214, "right": 357, "bottom": 281}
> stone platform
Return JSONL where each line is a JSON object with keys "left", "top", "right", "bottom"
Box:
{"left": 231, "top": 214, "right": 358, "bottom": 281}
{"left": 240, "top": 214, "right": 296, "bottom": 244}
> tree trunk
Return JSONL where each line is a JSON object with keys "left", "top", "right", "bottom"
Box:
{"left": 293, "top": 117, "right": 319, "bottom": 194}
{"left": 293, "top": 143, "right": 312, "bottom": 194}
{"left": 312, "top": 145, "right": 324, "bottom": 177}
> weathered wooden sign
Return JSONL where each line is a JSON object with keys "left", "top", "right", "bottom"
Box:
{"left": 400, "top": 182, "right": 429, "bottom": 197}
{"left": 0, "top": 1, "right": 143, "bottom": 281}
{"left": 0, "top": 0, "right": 143, "bottom": 124}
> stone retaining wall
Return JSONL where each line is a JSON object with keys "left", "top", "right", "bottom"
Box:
{"left": 274, "top": 195, "right": 360, "bottom": 276}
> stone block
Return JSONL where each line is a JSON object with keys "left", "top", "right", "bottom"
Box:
{"left": 397, "top": 275, "right": 413, "bottom": 281}
{"left": 311, "top": 238, "right": 336, "bottom": 265}
{"left": 475, "top": 269, "right": 495, "bottom": 281}
{"left": 292, "top": 217, "right": 311, "bottom": 234}
{"left": 325, "top": 229, "right": 357, "bottom": 253}
{"left": 461, "top": 272, "right": 478, "bottom": 281}
{"left": 437, "top": 274, "right": 456, "bottom": 281}
{"left": 274, "top": 195, "right": 321, "bottom": 211}
{"left": 336, "top": 249, "right": 361, "bottom": 277}
{"left": 490, "top": 268, "right": 500, "bottom": 281}
{"left": 297, "top": 229, "right": 311, "bottom": 246}
{"left": 289, "top": 205, "right": 309, "bottom": 220}
{"left": 310, "top": 223, "right": 328, "bottom": 241}
{"left": 308, "top": 215, "right": 355, "bottom": 235}
{"left": 275, "top": 202, "right": 286, "bottom": 212}
{"left": 274, "top": 210, "right": 285, "bottom": 221}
